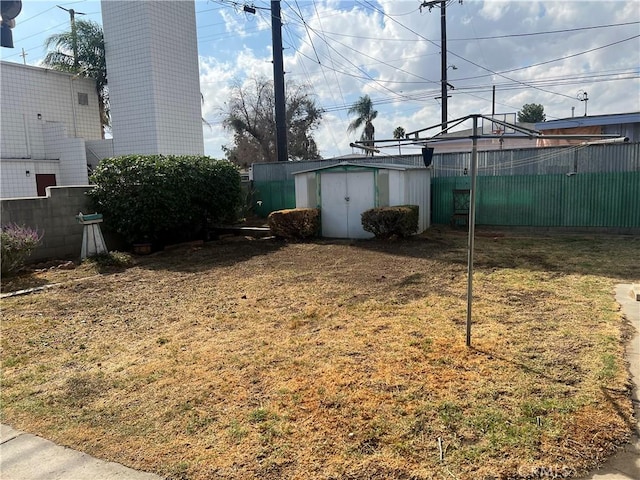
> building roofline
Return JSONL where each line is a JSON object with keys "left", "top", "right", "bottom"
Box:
{"left": 292, "top": 161, "right": 426, "bottom": 175}
{"left": 0, "top": 60, "right": 96, "bottom": 84}
{"left": 536, "top": 112, "right": 640, "bottom": 130}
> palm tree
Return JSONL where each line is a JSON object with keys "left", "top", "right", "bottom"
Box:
{"left": 43, "top": 20, "right": 109, "bottom": 137}
{"left": 393, "top": 126, "right": 405, "bottom": 155}
{"left": 347, "top": 95, "right": 378, "bottom": 156}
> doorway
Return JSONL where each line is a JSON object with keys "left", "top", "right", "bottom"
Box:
{"left": 36, "top": 174, "right": 57, "bottom": 196}
{"left": 320, "top": 171, "right": 375, "bottom": 238}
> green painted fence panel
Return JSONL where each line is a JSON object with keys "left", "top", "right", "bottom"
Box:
{"left": 431, "top": 177, "right": 471, "bottom": 224}
{"left": 562, "top": 171, "right": 640, "bottom": 227}
{"left": 433, "top": 171, "right": 640, "bottom": 227}
{"left": 475, "top": 175, "right": 564, "bottom": 226}
{"left": 257, "top": 172, "right": 640, "bottom": 226}
{"left": 253, "top": 180, "right": 296, "bottom": 218}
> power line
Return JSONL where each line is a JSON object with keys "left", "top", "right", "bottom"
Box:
{"left": 312, "top": 20, "right": 640, "bottom": 43}
{"left": 359, "top": 0, "right": 581, "bottom": 102}
{"left": 286, "top": 14, "right": 439, "bottom": 85}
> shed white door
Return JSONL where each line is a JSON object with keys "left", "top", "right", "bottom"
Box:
{"left": 320, "top": 171, "right": 375, "bottom": 238}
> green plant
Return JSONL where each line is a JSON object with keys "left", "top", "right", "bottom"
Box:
{"left": 1, "top": 224, "right": 42, "bottom": 276}
{"left": 88, "top": 155, "right": 242, "bottom": 244}
{"left": 82, "top": 251, "right": 132, "bottom": 268}
{"left": 361, "top": 205, "right": 418, "bottom": 238}
{"left": 268, "top": 208, "right": 320, "bottom": 240}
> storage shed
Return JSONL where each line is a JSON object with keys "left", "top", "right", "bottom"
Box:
{"left": 293, "top": 162, "right": 431, "bottom": 238}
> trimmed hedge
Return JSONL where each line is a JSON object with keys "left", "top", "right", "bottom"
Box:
{"left": 268, "top": 208, "right": 320, "bottom": 240}
{"left": 88, "top": 155, "right": 241, "bottom": 244}
{"left": 361, "top": 205, "right": 419, "bottom": 239}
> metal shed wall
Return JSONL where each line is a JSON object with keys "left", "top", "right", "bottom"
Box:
{"left": 253, "top": 143, "right": 638, "bottom": 182}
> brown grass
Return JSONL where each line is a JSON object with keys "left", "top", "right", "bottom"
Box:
{"left": 1, "top": 229, "right": 638, "bottom": 480}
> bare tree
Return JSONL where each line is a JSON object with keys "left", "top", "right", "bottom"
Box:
{"left": 223, "top": 77, "right": 323, "bottom": 167}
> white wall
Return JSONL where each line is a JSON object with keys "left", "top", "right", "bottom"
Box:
{"left": 388, "top": 169, "right": 430, "bottom": 233}
{"left": 294, "top": 172, "right": 318, "bottom": 208}
{"left": 0, "top": 61, "right": 101, "bottom": 198}
{"left": 0, "top": 61, "right": 102, "bottom": 152}
{"left": 44, "top": 123, "right": 89, "bottom": 186}
{"left": 403, "top": 169, "right": 431, "bottom": 232}
{"left": 85, "top": 139, "right": 115, "bottom": 169}
{"left": 102, "top": 0, "right": 204, "bottom": 156}
{"left": 0, "top": 160, "right": 61, "bottom": 199}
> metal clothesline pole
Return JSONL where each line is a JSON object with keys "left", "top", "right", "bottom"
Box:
{"left": 466, "top": 115, "right": 478, "bottom": 347}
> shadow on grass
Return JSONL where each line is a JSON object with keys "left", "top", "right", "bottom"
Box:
{"left": 469, "top": 346, "right": 582, "bottom": 390}
{"left": 0, "top": 271, "right": 51, "bottom": 294}
{"left": 137, "top": 237, "right": 286, "bottom": 273}
{"left": 352, "top": 227, "right": 640, "bottom": 281}
{"left": 601, "top": 386, "right": 639, "bottom": 437}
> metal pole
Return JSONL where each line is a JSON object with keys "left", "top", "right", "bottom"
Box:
{"left": 440, "top": 1, "right": 447, "bottom": 129}
{"left": 58, "top": 6, "right": 84, "bottom": 69}
{"left": 492, "top": 85, "right": 495, "bottom": 117}
{"left": 271, "top": 1, "right": 288, "bottom": 162}
{"left": 466, "top": 115, "right": 478, "bottom": 347}
{"left": 70, "top": 9, "right": 78, "bottom": 68}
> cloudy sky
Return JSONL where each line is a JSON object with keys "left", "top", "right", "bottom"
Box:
{"left": 2, "top": 0, "right": 639, "bottom": 159}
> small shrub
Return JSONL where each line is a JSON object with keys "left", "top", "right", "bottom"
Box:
{"left": 268, "top": 208, "right": 320, "bottom": 240}
{"left": 1, "top": 224, "right": 42, "bottom": 276}
{"left": 82, "top": 251, "right": 133, "bottom": 268}
{"left": 361, "top": 205, "right": 419, "bottom": 239}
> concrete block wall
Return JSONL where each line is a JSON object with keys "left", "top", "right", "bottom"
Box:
{"left": 1, "top": 186, "right": 94, "bottom": 261}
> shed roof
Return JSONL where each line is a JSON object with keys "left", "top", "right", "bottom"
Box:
{"left": 292, "top": 162, "right": 427, "bottom": 175}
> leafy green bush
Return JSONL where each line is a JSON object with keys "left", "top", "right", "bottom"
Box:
{"left": 88, "top": 155, "right": 241, "bottom": 244}
{"left": 268, "top": 208, "right": 320, "bottom": 240}
{"left": 1, "top": 224, "right": 42, "bottom": 275}
{"left": 361, "top": 205, "right": 419, "bottom": 239}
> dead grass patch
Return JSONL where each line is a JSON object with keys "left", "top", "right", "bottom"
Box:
{"left": 1, "top": 231, "right": 638, "bottom": 479}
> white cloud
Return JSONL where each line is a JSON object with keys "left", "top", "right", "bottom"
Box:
{"left": 197, "top": 0, "right": 640, "bottom": 160}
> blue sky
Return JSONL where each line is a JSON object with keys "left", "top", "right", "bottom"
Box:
{"left": 2, "top": 0, "right": 639, "bottom": 159}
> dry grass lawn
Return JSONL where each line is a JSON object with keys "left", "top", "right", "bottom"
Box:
{"left": 1, "top": 229, "right": 638, "bottom": 480}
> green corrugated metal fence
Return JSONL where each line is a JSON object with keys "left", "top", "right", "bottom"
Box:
{"left": 253, "top": 180, "right": 295, "bottom": 217}
{"left": 432, "top": 171, "right": 640, "bottom": 227}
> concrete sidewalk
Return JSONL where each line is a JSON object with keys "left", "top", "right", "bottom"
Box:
{"left": 0, "top": 424, "right": 161, "bottom": 480}
{"left": 1, "top": 285, "right": 638, "bottom": 480}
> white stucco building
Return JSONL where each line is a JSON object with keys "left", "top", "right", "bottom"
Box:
{"left": 0, "top": 61, "right": 104, "bottom": 198}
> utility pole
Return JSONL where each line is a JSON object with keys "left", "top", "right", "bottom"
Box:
{"left": 491, "top": 85, "right": 495, "bottom": 117}
{"left": 271, "top": 1, "right": 288, "bottom": 162}
{"left": 57, "top": 5, "right": 85, "bottom": 69}
{"left": 20, "top": 47, "right": 27, "bottom": 64}
{"left": 439, "top": 1, "right": 447, "bottom": 129}
{"left": 578, "top": 91, "right": 589, "bottom": 116}
{"left": 421, "top": 1, "right": 462, "bottom": 130}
